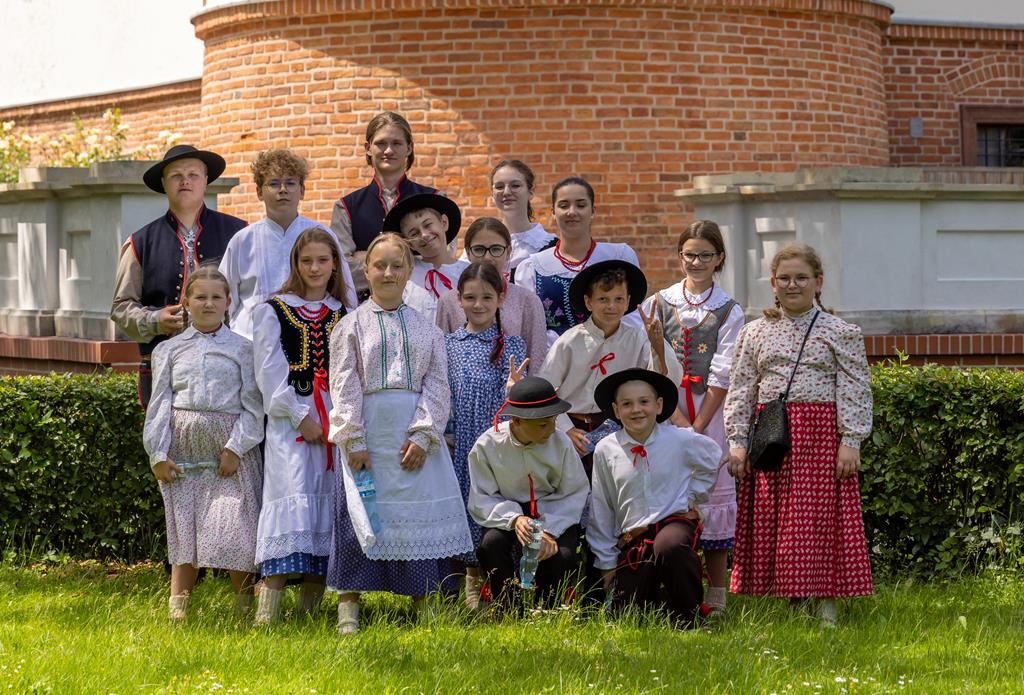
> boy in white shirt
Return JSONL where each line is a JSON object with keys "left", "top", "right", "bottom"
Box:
{"left": 219, "top": 149, "right": 356, "bottom": 338}
{"left": 382, "top": 193, "right": 468, "bottom": 320}
{"left": 590, "top": 368, "right": 720, "bottom": 626}
{"left": 467, "top": 376, "right": 589, "bottom": 611}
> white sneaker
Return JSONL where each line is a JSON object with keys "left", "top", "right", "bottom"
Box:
{"left": 337, "top": 601, "right": 359, "bottom": 635}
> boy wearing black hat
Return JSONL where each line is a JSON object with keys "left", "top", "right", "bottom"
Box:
{"left": 467, "top": 376, "right": 589, "bottom": 610}
{"left": 381, "top": 192, "right": 468, "bottom": 319}
{"left": 590, "top": 368, "right": 720, "bottom": 625}
{"left": 537, "top": 259, "right": 682, "bottom": 475}
{"left": 111, "top": 145, "right": 247, "bottom": 407}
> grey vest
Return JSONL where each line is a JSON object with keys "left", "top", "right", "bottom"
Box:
{"left": 656, "top": 294, "right": 736, "bottom": 396}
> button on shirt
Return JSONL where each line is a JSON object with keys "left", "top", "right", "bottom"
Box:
{"left": 589, "top": 422, "right": 721, "bottom": 570}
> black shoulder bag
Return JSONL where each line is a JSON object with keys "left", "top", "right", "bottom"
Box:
{"left": 748, "top": 311, "right": 819, "bottom": 471}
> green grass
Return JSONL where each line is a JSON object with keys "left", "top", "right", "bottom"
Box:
{"left": 0, "top": 563, "right": 1022, "bottom": 694}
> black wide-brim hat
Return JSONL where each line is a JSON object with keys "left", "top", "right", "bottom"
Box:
{"left": 498, "top": 376, "right": 572, "bottom": 420}
{"left": 381, "top": 193, "right": 461, "bottom": 246}
{"left": 143, "top": 144, "right": 227, "bottom": 194}
{"left": 594, "top": 368, "right": 679, "bottom": 424}
{"left": 568, "top": 259, "right": 647, "bottom": 317}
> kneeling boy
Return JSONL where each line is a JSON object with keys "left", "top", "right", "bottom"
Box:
{"left": 467, "top": 376, "right": 589, "bottom": 610}
{"left": 590, "top": 368, "right": 720, "bottom": 625}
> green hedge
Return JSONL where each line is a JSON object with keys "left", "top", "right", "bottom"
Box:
{"left": 861, "top": 361, "right": 1024, "bottom": 576}
{"left": 0, "top": 373, "right": 162, "bottom": 561}
{"left": 2, "top": 366, "right": 1023, "bottom": 574}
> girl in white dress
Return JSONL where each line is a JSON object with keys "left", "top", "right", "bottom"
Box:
{"left": 251, "top": 227, "right": 348, "bottom": 623}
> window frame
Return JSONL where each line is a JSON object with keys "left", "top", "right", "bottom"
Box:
{"left": 961, "top": 105, "right": 1024, "bottom": 167}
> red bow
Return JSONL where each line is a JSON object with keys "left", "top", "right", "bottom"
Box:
{"left": 590, "top": 352, "right": 616, "bottom": 376}
{"left": 680, "top": 374, "right": 703, "bottom": 424}
{"left": 424, "top": 269, "right": 452, "bottom": 298}
{"left": 629, "top": 444, "right": 648, "bottom": 468}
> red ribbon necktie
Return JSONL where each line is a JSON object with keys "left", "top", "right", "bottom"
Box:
{"left": 492, "top": 393, "right": 561, "bottom": 431}
{"left": 312, "top": 369, "right": 333, "bottom": 471}
{"left": 528, "top": 473, "right": 537, "bottom": 519}
{"left": 424, "top": 269, "right": 452, "bottom": 298}
{"left": 680, "top": 374, "right": 703, "bottom": 423}
{"left": 590, "top": 352, "right": 616, "bottom": 376}
{"left": 629, "top": 444, "right": 648, "bottom": 468}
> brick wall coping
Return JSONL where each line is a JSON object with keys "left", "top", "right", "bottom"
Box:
{"left": 192, "top": 0, "right": 894, "bottom": 39}
{"left": 0, "top": 335, "right": 140, "bottom": 366}
{"left": 676, "top": 167, "right": 1024, "bottom": 203}
{"left": 0, "top": 79, "right": 202, "bottom": 121}
{"left": 889, "top": 20, "right": 1024, "bottom": 43}
{"left": 0, "top": 162, "right": 239, "bottom": 203}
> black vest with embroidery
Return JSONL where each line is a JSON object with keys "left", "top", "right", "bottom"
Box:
{"left": 268, "top": 297, "right": 345, "bottom": 396}
{"left": 341, "top": 176, "right": 437, "bottom": 251}
{"left": 130, "top": 206, "right": 246, "bottom": 355}
{"left": 657, "top": 295, "right": 736, "bottom": 396}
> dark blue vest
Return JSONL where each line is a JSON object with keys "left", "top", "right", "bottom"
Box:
{"left": 340, "top": 176, "right": 437, "bottom": 251}
{"left": 536, "top": 274, "right": 586, "bottom": 337}
{"left": 130, "top": 205, "right": 246, "bottom": 355}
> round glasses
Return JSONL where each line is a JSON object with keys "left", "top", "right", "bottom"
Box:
{"left": 265, "top": 179, "right": 300, "bottom": 192}
{"left": 773, "top": 275, "right": 813, "bottom": 288}
{"left": 468, "top": 244, "right": 508, "bottom": 259}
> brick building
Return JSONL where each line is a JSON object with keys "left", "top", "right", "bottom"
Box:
{"left": 1, "top": 0, "right": 1023, "bottom": 370}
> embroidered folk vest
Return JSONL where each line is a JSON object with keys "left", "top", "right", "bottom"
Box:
{"left": 268, "top": 297, "right": 345, "bottom": 396}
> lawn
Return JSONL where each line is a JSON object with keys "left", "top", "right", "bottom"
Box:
{"left": 0, "top": 562, "right": 1022, "bottom": 694}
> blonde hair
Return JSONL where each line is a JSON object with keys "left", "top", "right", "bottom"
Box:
{"left": 763, "top": 243, "right": 833, "bottom": 319}
{"left": 183, "top": 262, "right": 230, "bottom": 299}
{"left": 276, "top": 227, "right": 347, "bottom": 303}
{"left": 365, "top": 232, "right": 414, "bottom": 270}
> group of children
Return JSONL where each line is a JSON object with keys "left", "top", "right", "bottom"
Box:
{"left": 143, "top": 143, "right": 874, "bottom": 632}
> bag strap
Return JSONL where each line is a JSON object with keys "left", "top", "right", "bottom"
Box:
{"left": 781, "top": 310, "right": 819, "bottom": 401}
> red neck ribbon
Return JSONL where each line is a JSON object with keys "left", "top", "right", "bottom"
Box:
{"left": 424, "top": 269, "right": 452, "bottom": 298}
{"left": 590, "top": 352, "right": 616, "bottom": 376}
{"left": 630, "top": 444, "right": 648, "bottom": 468}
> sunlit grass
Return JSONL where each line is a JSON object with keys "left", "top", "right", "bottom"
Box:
{"left": 0, "top": 562, "right": 1021, "bottom": 693}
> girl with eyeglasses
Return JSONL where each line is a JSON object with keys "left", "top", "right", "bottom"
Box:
{"left": 640, "top": 220, "right": 744, "bottom": 616}
{"left": 436, "top": 217, "right": 549, "bottom": 366}
{"left": 488, "top": 160, "right": 556, "bottom": 276}
{"left": 723, "top": 243, "right": 873, "bottom": 627}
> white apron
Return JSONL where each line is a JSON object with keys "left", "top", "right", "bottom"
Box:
{"left": 340, "top": 390, "right": 473, "bottom": 561}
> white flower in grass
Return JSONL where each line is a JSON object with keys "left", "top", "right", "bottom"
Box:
{"left": 835, "top": 677, "right": 846, "bottom": 683}
{"left": 2, "top": 121, "right": 13, "bottom": 132}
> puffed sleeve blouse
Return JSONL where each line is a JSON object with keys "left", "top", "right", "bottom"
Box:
{"left": 328, "top": 299, "right": 451, "bottom": 456}
{"left": 723, "top": 308, "right": 872, "bottom": 451}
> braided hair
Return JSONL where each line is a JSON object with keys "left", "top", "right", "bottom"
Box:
{"left": 457, "top": 261, "right": 506, "bottom": 367}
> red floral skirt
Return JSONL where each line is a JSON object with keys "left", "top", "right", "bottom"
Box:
{"left": 730, "top": 402, "right": 873, "bottom": 598}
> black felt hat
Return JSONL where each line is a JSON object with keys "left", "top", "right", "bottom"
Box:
{"left": 568, "top": 259, "right": 647, "bottom": 317}
{"left": 143, "top": 144, "right": 226, "bottom": 194}
{"left": 497, "top": 377, "right": 572, "bottom": 420}
{"left": 594, "top": 368, "right": 679, "bottom": 424}
{"left": 381, "top": 193, "right": 461, "bottom": 245}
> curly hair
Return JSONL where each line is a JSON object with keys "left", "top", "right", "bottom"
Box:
{"left": 250, "top": 149, "right": 309, "bottom": 189}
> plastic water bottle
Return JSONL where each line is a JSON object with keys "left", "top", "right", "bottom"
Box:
{"left": 353, "top": 469, "right": 381, "bottom": 533}
{"left": 519, "top": 520, "right": 543, "bottom": 589}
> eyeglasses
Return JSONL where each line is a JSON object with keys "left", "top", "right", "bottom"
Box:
{"left": 265, "top": 179, "right": 300, "bottom": 191}
{"left": 774, "top": 275, "right": 814, "bottom": 288}
{"left": 679, "top": 251, "right": 719, "bottom": 264}
{"left": 468, "top": 244, "right": 508, "bottom": 259}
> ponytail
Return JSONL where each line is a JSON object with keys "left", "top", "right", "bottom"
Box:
{"left": 490, "top": 307, "right": 505, "bottom": 367}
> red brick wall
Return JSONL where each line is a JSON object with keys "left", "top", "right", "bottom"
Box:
{"left": 193, "top": 0, "right": 892, "bottom": 290}
{"left": 884, "top": 23, "right": 1024, "bottom": 166}
{"left": 0, "top": 81, "right": 202, "bottom": 163}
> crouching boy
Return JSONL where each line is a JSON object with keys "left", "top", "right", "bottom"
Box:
{"left": 590, "top": 368, "right": 720, "bottom": 626}
{"left": 467, "top": 376, "right": 589, "bottom": 611}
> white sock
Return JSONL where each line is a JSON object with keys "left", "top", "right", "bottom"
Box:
{"left": 706, "top": 587, "right": 727, "bottom": 611}
{"left": 254, "top": 587, "right": 284, "bottom": 625}
{"left": 337, "top": 601, "right": 359, "bottom": 635}
{"left": 464, "top": 575, "right": 484, "bottom": 611}
{"left": 168, "top": 594, "right": 189, "bottom": 620}
{"left": 817, "top": 598, "right": 837, "bottom": 627}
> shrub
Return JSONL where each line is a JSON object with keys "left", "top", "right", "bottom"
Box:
{"left": 1, "top": 366, "right": 1022, "bottom": 574}
{"left": 0, "top": 372, "right": 163, "bottom": 561}
{"left": 860, "top": 360, "right": 1024, "bottom": 576}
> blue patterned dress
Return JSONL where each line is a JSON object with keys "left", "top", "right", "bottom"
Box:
{"left": 446, "top": 325, "right": 527, "bottom": 560}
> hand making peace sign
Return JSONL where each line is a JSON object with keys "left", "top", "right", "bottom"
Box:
{"left": 506, "top": 355, "right": 530, "bottom": 392}
{"left": 639, "top": 302, "right": 668, "bottom": 374}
